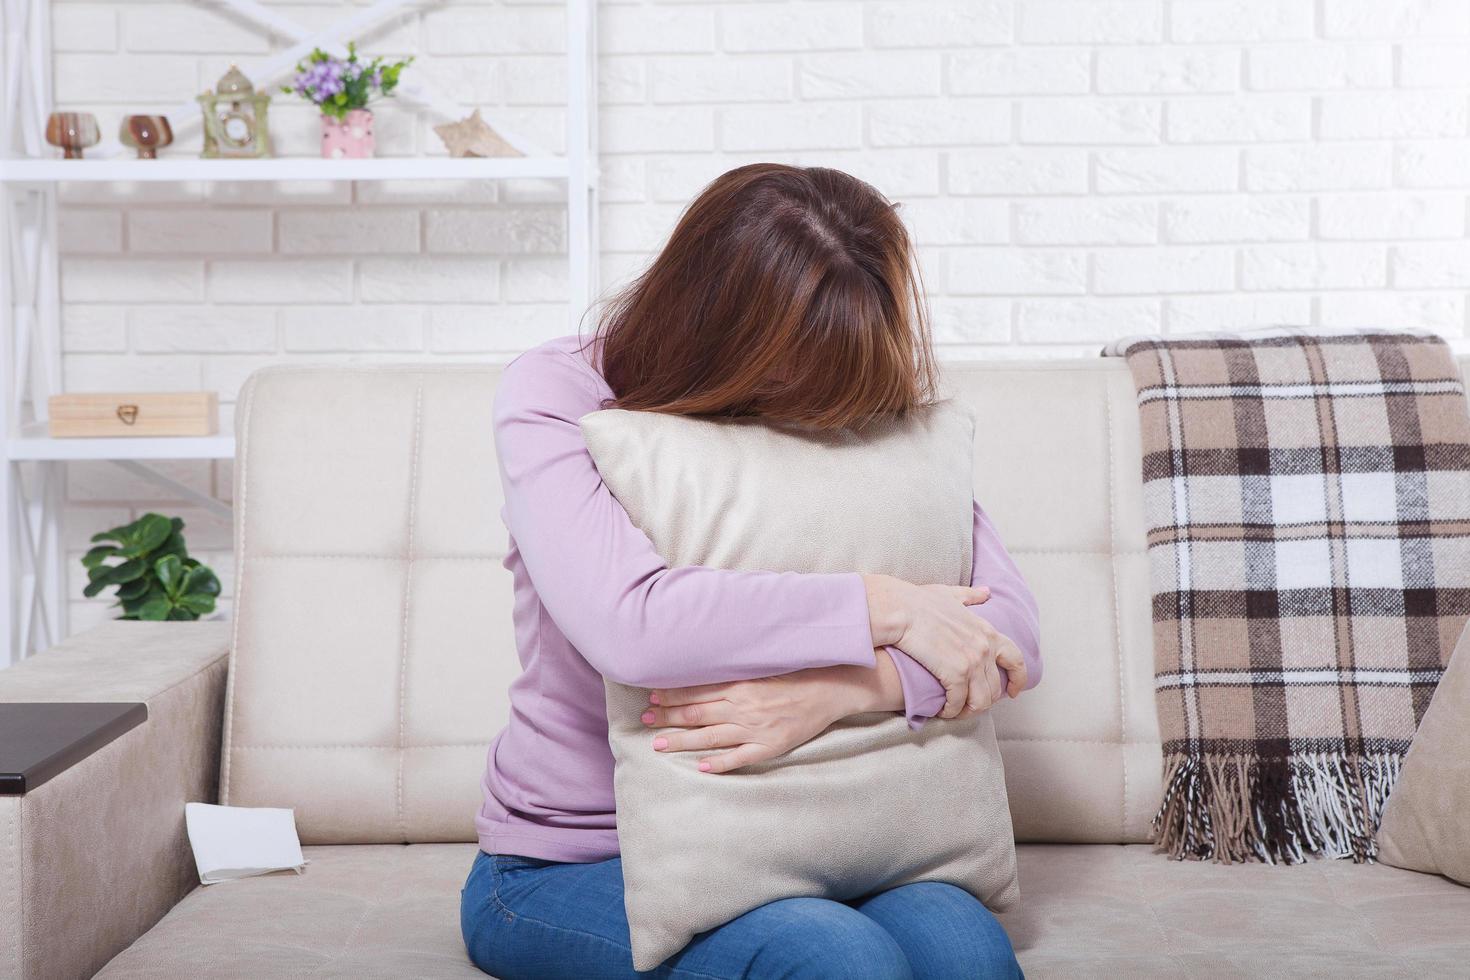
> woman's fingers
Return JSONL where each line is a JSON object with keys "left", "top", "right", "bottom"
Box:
{"left": 699, "top": 742, "right": 775, "bottom": 774}
{"left": 985, "top": 660, "right": 1005, "bottom": 707}
{"left": 938, "top": 675, "right": 970, "bottom": 719}
{"left": 649, "top": 682, "right": 732, "bottom": 707}
{"left": 995, "top": 642, "right": 1027, "bottom": 698}
{"left": 946, "top": 585, "right": 991, "bottom": 606}
{"left": 652, "top": 722, "right": 747, "bottom": 753}
{"left": 964, "top": 651, "right": 991, "bottom": 717}
{"left": 641, "top": 700, "right": 731, "bottom": 729}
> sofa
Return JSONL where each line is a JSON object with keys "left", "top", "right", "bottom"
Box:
{"left": 3, "top": 358, "right": 1469, "bottom": 980}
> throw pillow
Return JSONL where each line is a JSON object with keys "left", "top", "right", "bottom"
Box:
{"left": 1376, "top": 618, "right": 1470, "bottom": 886}
{"left": 580, "top": 400, "right": 1019, "bottom": 971}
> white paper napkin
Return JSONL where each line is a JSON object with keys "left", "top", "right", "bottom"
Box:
{"left": 184, "top": 802, "right": 309, "bottom": 885}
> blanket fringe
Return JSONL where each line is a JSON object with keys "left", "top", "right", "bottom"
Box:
{"left": 1152, "top": 750, "right": 1403, "bottom": 864}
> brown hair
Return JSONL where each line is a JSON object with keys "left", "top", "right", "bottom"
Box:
{"left": 588, "top": 163, "right": 938, "bottom": 431}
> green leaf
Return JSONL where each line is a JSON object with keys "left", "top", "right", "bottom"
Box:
{"left": 89, "top": 524, "right": 131, "bottom": 544}
{"left": 155, "top": 530, "right": 187, "bottom": 561}
{"left": 116, "top": 578, "right": 152, "bottom": 601}
{"left": 177, "top": 593, "right": 216, "bottom": 616}
{"left": 182, "top": 565, "right": 222, "bottom": 598}
{"left": 155, "top": 554, "right": 184, "bottom": 595}
{"left": 82, "top": 579, "right": 109, "bottom": 598}
{"left": 87, "top": 562, "right": 114, "bottom": 583}
{"left": 120, "top": 586, "right": 162, "bottom": 615}
{"left": 166, "top": 606, "right": 196, "bottom": 621}
{"left": 123, "top": 513, "right": 173, "bottom": 557}
{"left": 105, "top": 558, "right": 148, "bottom": 585}
{"left": 81, "top": 544, "right": 119, "bottom": 568}
{"left": 137, "top": 595, "right": 172, "bottom": 621}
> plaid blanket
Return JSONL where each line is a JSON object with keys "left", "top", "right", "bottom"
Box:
{"left": 1103, "top": 329, "right": 1470, "bottom": 864}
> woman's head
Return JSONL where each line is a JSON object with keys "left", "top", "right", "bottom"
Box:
{"left": 591, "top": 163, "right": 937, "bottom": 430}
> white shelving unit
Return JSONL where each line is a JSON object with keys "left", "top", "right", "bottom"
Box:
{"left": 0, "top": 0, "right": 599, "bottom": 665}
{"left": 0, "top": 157, "right": 575, "bottom": 183}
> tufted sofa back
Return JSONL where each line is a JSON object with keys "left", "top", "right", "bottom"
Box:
{"left": 220, "top": 365, "right": 515, "bottom": 843}
{"left": 947, "top": 361, "right": 1160, "bottom": 842}
{"left": 220, "top": 357, "right": 1166, "bottom": 844}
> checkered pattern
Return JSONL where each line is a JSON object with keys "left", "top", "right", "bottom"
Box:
{"left": 1105, "top": 329, "right": 1470, "bottom": 864}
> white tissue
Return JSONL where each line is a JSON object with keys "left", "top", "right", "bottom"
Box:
{"left": 184, "top": 802, "right": 309, "bottom": 885}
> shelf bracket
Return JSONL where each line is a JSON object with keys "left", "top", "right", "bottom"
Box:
{"left": 109, "top": 460, "right": 233, "bottom": 522}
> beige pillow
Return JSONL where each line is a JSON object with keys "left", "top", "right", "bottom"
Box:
{"left": 580, "top": 400, "right": 1019, "bottom": 971}
{"left": 1376, "top": 619, "right": 1470, "bottom": 885}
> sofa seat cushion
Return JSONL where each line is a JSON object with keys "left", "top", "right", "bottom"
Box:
{"left": 1004, "top": 845, "right": 1470, "bottom": 978}
{"left": 94, "top": 843, "right": 1470, "bottom": 979}
{"left": 94, "top": 844, "right": 485, "bottom": 979}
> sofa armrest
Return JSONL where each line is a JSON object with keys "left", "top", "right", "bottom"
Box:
{"left": 0, "top": 620, "right": 231, "bottom": 980}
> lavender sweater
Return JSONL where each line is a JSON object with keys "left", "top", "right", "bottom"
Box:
{"left": 476, "top": 335, "right": 1042, "bottom": 862}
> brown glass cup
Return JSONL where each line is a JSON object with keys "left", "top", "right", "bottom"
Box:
{"left": 119, "top": 115, "right": 174, "bottom": 159}
{"left": 45, "top": 112, "right": 100, "bottom": 159}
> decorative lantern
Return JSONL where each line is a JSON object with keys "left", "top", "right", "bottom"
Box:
{"left": 198, "top": 65, "right": 272, "bottom": 159}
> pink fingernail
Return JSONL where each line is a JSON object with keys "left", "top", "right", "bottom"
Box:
{"left": 641, "top": 711, "right": 655, "bottom": 724}
{"left": 653, "top": 737, "right": 668, "bottom": 750}
{"left": 698, "top": 761, "right": 711, "bottom": 772}
{"left": 649, "top": 692, "right": 661, "bottom": 705}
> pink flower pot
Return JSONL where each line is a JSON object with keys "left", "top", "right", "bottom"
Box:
{"left": 320, "top": 109, "right": 374, "bottom": 159}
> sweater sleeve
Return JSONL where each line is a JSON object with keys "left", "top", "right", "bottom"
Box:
{"left": 887, "top": 500, "right": 1043, "bottom": 730}
{"left": 493, "top": 343, "right": 879, "bottom": 690}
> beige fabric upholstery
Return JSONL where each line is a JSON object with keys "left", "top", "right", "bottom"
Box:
{"left": 93, "top": 841, "right": 1470, "bottom": 979}
{"left": 946, "top": 361, "right": 1162, "bottom": 843}
{"left": 1005, "top": 844, "right": 1470, "bottom": 977}
{"left": 583, "top": 401, "right": 1017, "bottom": 970}
{"left": 0, "top": 620, "right": 230, "bottom": 980}
{"left": 94, "top": 845, "right": 487, "bottom": 980}
{"left": 219, "top": 359, "right": 1156, "bottom": 848}
{"left": 1377, "top": 620, "right": 1470, "bottom": 885}
{"left": 0, "top": 798, "right": 18, "bottom": 980}
{"left": 220, "top": 366, "right": 516, "bottom": 844}
{"left": 69, "top": 356, "right": 1470, "bottom": 977}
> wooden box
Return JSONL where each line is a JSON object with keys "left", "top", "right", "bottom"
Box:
{"left": 47, "top": 392, "right": 219, "bottom": 438}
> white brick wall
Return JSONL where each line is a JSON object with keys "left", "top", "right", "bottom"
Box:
{"left": 45, "top": 0, "right": 1470, "bottom": 629}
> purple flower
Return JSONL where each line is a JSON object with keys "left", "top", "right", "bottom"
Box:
{"left": 287, "top": 45, "right": 410, "bottom": 111}
{"left": 291, "top": 58, "right": 352, "bottom": 103}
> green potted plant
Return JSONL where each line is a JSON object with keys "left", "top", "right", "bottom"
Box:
{"left": 82, "top": 513, "right": 222, "bottom": 620}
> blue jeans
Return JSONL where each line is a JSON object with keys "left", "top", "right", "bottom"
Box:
{"left": 460, "top": 850, "right": 1023, "bottom": 979}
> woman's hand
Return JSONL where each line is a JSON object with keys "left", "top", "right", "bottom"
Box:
{"left": 863, "top": 573, "right": 1027, "bottom": 719}
{"left": 640, "top": 654, "right": 903, "bottom": 774}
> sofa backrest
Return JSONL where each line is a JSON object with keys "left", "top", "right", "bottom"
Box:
{"left": 947, "top": 361, "right": 1160, "bottom": 843}
{"left": 217, "top": 357, "right": 1177, "bottom": 845}
{"left": 221, "top": 365, "right": 516, "bottom": 843}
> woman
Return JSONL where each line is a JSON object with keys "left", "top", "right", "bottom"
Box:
{"left": 461, "top": 164, "right": 1041, "bottom": 979}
